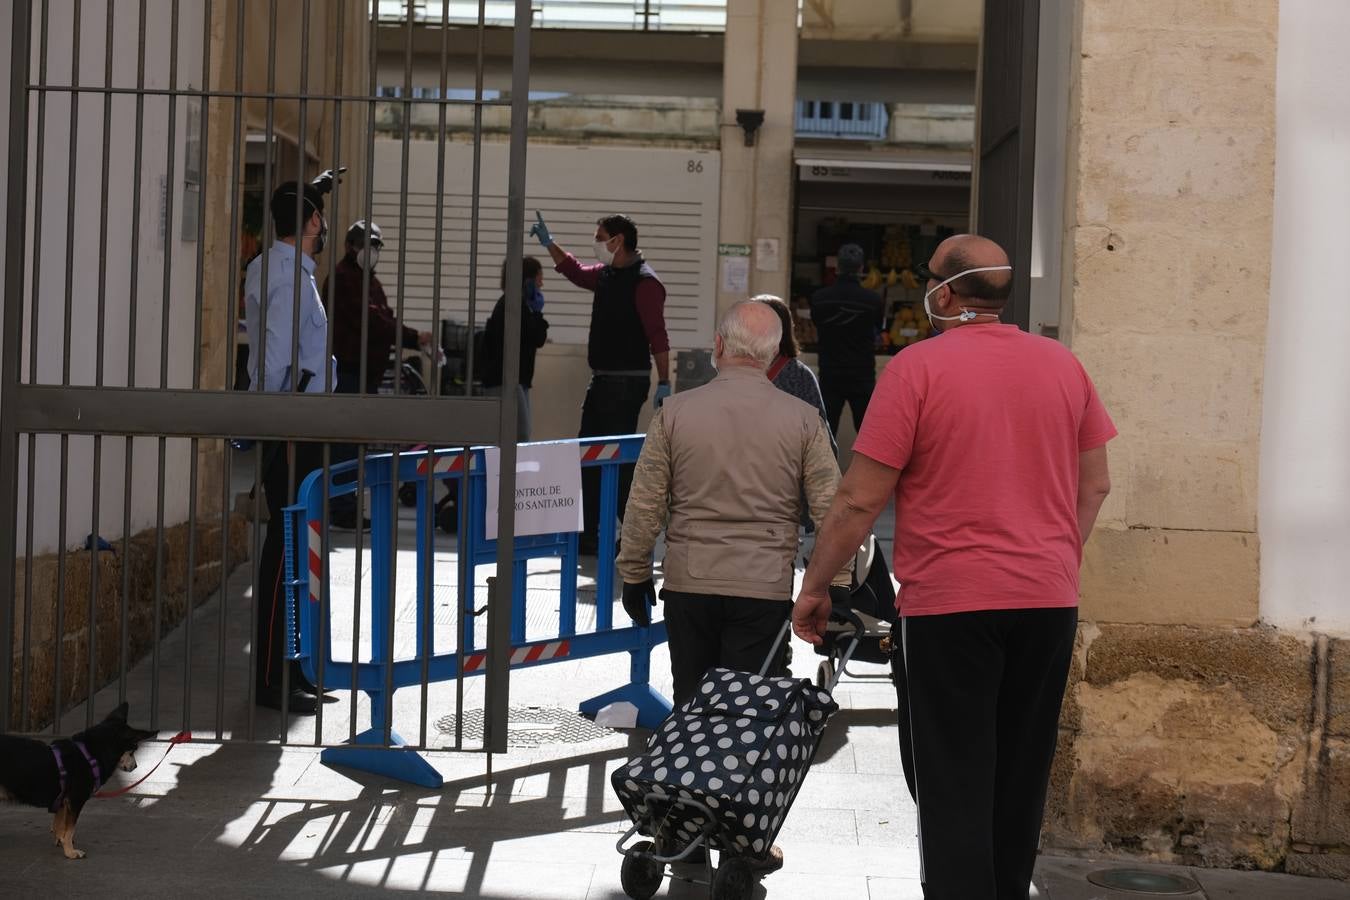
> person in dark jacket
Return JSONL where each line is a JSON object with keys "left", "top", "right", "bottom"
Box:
{"left": 480, "top": 256, "right": 549, "bottom": 441}
{"left": 324, "top": 219, "right": 431, "bottom": 529}
{"left": 809, "top": 243, "right": 884, "bottom": 437}
{"left": 755, "top": 294, "right": 837, "bottom": 457}
{"left": 325, "top": 220, "right": 431, "bottom": 396}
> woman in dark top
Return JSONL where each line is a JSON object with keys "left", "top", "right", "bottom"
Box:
{"left": 482, "top": 256, "right": 549, "bottom": 440}
{"left": 755, "top": 294, "right": 837, "bottom": 456}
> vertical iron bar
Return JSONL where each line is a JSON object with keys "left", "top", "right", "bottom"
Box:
{"left": 84, "top": 0, "right": 118, "bottom": 731}
{"left": 17, "top": 0, "right": 50, "bottom": 733}
{"left": 181, "top": 0, "right": 213, "bottom": 734}
{"left": 150, "top": 0, "right": 182, "bottom": 734}
{"left": 249, "top": 0, "right": 281, "bottom": 744}
{"left": 485, "top": 0, "right": 533, "bottom": 756}
{"left": 59, "top": 0, "right": 81, "bottom": 388}
{"left": 219, "top": 0, "right": 247, "bottom": 741}
{"left": 54, "top": 436, "right": 67, "bottom": 733}
{"left": 0, "top": 0, "right": 35, "bottom": 733}
{"left": 465, "top": 0, "right": 487, "bottom": 392}
{"left": 120, "top": 0, "right": 149, "bottom": 709}
{"left": 315, "top": 0, "right": 347, "bottom": 748}
{"left": 421, "top": 0, "right": 451, "bottom": 752}
{"left": 53, "top": 0, "right": 85, "bottom": 733}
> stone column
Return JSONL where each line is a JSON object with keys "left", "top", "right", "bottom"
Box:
{"left": 717, "top": 0, "right": 798, "bottom": 317}
{"left": 1044, "top": 0, "right": 1312, "bottom": 872}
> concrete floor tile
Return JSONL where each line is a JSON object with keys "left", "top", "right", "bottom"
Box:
{"left": 867, "top": 876, "right": 928, "bottom": 900}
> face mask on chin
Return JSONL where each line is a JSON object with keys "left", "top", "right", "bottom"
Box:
{"left": 356, "top": 247, "right": 380, "bottom": 271}
{"left": 593, "top": 237, "right": 617, "bottom": 266}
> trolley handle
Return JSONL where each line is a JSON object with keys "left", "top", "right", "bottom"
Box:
{"left": 758, "top": 603, "right": 866, "bottom": 684}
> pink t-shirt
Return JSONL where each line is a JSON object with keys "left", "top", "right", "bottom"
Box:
{"left": 852, "top": 324, "right": 1117, "bottom": 617}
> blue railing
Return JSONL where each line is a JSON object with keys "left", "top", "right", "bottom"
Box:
{"left": 282, "top": 435, "right": 670, "bottom": 786}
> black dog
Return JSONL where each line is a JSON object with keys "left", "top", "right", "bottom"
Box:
{"left": 0, "top": 702, "right": 156, "bottom": 858}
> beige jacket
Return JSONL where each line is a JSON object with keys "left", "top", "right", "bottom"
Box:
{"left": 617, "top": 363, "right": 851, "bottom": 600}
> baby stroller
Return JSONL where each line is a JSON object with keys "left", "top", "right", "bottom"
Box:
{"left": 813, "top": 533, "right": 897, "bottom": 690}
{"left": 613, "top": 608, "right": 865, "bottom": 900}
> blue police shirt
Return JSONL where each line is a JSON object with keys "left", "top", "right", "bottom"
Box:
{"left": 243, "top": 240, "right": 337, "bottom": 393}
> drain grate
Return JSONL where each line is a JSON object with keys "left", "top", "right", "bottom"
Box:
{"left": 435, "top": 705, "right": 616, "bottom": 748}
{"left": 1086, "top": 868, "right": 1202, "bottom": 895}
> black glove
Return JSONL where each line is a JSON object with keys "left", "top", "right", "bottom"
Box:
{"left": 311, "top": 166, "right": 347, "bottom": 195}
{"left": 622, "top": 579, "right": 658, "bottom": 627}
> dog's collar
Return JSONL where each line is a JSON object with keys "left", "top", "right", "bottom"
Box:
{"left": 49, "top": 741, "right": 102, "bottom": 813}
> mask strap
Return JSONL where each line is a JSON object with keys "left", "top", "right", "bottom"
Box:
{"left": 924, "top": 265, "right": 1013, "bottom": 321}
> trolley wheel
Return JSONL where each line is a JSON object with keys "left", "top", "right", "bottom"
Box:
{"left": 620, "top": 841, "right": 664, "bottom": 900}
{"left": 712, "top": 857, "right": 755, "bottom": 900}
{"left": 398, "top": 482, "right": 418, "bottom": 508}
{"left": 815, "top": 659, "right": 835, "bottom": 690}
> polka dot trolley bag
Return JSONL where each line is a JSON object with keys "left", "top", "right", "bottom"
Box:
{"left": 611, "top": 650, "right": 842, "bottom": 861}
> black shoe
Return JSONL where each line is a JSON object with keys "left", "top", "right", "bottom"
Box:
{"left": 256, "top": 686, "right": 318, "bottom": 715}
{"left": 330, "top": 510, "right": 371, "bottom": 531}
{"left": 290, "top": 669, "right": 338, "bottom": 702}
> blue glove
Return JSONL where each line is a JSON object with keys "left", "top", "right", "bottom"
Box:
{"left": 529, "top": 211, "right": 553, "bottom": 247}
{"left": 525, "top": 282, "right": 545, "bottom": 313}
{"left": 653, "top": 381, "right": 671, "bottom": 410}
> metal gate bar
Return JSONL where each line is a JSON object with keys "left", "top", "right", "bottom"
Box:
{"left": 0, "top": 0, "right": 533, "bottom": 755}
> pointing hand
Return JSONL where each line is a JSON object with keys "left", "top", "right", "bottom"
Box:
{"left": 529, "top": 211, "right": 554, "bottom": 248}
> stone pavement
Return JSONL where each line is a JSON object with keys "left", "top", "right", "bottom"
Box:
{"left": 2, "top": 478, "right": 1347, "bottom": 898}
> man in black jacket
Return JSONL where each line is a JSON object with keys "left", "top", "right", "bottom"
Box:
{"left": 810, "top": 243, "right": 884, "bottom": 437}
{"left": 481, "top": 256, "right": 549, "bottom": 441}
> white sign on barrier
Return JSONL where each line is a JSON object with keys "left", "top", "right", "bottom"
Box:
{"left": 484, "top": 442, "right": 584, "bottom": 540}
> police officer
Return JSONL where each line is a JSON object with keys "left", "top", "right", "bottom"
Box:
{"left": 530, "top": 211, "right": 669, "bottom": 556}
{"left": 243, "top": 172, "right": 340, "bottom": 714}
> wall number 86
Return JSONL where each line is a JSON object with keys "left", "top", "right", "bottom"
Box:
{"left": 687, "top": 160, "right": 704, "bottom": 173}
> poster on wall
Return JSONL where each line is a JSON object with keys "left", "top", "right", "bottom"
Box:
{"left": 719, "top": 242, "right": 751, "bottom": 294}
{"left": 485, "top": 442, "right": 584, "bottom": 540}
{"left": 755, "top": 238, "right": 780, "bottom": 272}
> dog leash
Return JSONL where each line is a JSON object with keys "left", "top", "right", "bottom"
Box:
{"left": 94, "top": 731, "right": 192, "bottom": 800}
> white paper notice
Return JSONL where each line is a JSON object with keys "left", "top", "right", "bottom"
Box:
{"left": 720, "top": 255, "right": 750, "bottom": 294}
{"left": 755, "top": 237, "right": 780, "bottom": 272}
{"left": 485, "top": 441, "right": 584, "bottom": 540}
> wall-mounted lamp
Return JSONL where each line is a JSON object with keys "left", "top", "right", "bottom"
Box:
{"left": 735, "top": 109, "right": 765, "bottom": 147}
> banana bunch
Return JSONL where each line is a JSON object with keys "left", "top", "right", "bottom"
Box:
{"left": 861, "top": 265, "right": 884, "bottom": 291}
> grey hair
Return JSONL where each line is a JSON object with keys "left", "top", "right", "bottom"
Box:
{"left": 716, "top": 299, "right": 782, "bottom": 367}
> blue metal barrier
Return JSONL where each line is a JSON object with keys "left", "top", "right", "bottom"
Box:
{"left": 282, "top": 435, "right": 671, "bottom": 788}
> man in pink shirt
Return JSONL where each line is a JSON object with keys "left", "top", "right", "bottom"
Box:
{"left": 531, "top": 211, "right": 670, "bottom": 555}
{"left": 792, "top": 235, "right": 1115, "bottom": 899}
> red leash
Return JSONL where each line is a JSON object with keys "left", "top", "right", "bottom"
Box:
{"left": 94, "top": 731, "right": 192, "bottom": 799}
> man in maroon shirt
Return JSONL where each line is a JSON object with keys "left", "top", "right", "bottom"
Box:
{"left": 530, "top": 211, "right": 670, "bottom": 555}
{"left": 325, "top": 220, "right": 431, "bottom": 395}
{"left": 324, "top": 220, "right": 431, "bottom": 528}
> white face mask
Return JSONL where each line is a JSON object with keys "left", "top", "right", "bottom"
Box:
{"left": 922, "top": 265, "right": 1013, "bottom": 330}
{"left": 356, "top": 247, "right": 380, "bottom": 271}
{"left": 593, "top": 237, "right": 617, "bottom": 266}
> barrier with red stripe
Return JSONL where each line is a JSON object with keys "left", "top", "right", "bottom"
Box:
{"left": 281, "top": 435, "right": 672, "bottom": 787}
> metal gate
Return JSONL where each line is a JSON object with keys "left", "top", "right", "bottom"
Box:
{"left": 0, "top": 0, "right": 532, "bottom": 760}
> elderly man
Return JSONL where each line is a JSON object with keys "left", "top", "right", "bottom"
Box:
{"left": 617, "top": 299, "right": 851, "bottom": 871}
{"left": 792, "top": 235, "right": 1116, "bottom": 900}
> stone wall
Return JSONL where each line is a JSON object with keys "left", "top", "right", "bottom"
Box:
{"left": 1044, "top": 0, "right": 1350, "bottom": 878}
{"left": 1045, "top": 626, "right": 1350, "bottom": 877}
{"left": 8, "top": 515, "right": 249, "bottom": 732}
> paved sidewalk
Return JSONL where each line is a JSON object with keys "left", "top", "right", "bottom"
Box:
{"left": 3, "top": 482, "right": 1347, "bottom": 897}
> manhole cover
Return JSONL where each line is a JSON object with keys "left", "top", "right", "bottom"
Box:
{"left": 1086, "top": 868, "right": 1202, "bottom": 895}
{"left": 435, "top": 706, "right": 616, "bottom": 748}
